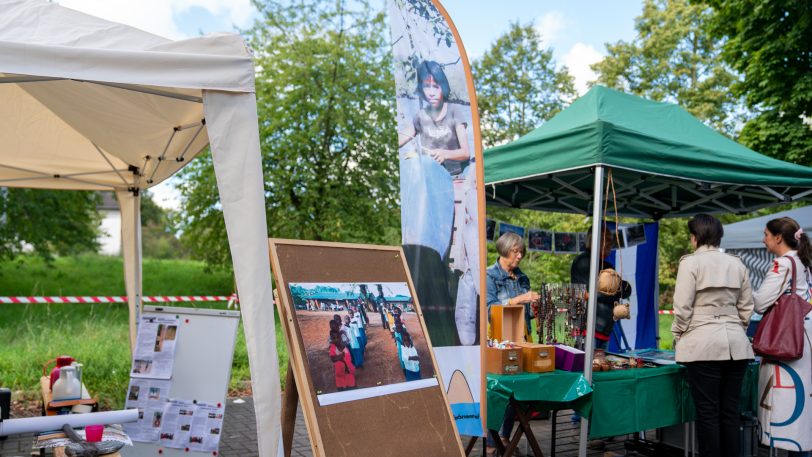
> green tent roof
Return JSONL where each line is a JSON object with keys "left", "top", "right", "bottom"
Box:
{"left": 483, "top": 86, "right": 812, "bottom": 218}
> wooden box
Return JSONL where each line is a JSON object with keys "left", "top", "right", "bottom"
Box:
{"left": 515, "top": 342, "right": 555, "bottom": 373}
{"left": 490, "top": 305, "right": 525, "bottom": 342}
{"left": 485, "top": 346, "right": 523, "bottom": 375}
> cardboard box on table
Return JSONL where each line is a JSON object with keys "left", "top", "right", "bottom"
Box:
{"left": 554, "top": 344, "right": 585, "bottom": 372}
{"left": 486, "top": 305, "right": 526, "bottom": 374}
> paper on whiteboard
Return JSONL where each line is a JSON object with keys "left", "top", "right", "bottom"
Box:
{"left": 189, "top": 402, "right": 224, "bottom": 453}
{"left": 123, "top": 378, "right": 171, "bottom": 443}
{"left": 158, "top": 399, "right": 196, "bottom": 449}
{"left": 130, "top": 313, "right": 179, "bottom": 379}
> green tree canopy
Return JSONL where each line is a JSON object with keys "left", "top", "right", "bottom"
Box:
{"left": 701, "top": 0, "right": 812, "bottom": 166}
{"left": 0, "top": 189, "right": 100, "bottom": 260}
{"left": 592, "top": 0, "right": 741, "bottom": 134}
{"left": 177, "top": 0, "right": 401, "bottom": 267}
{"left": 473, "top": 22, "right": 576, "bottom": 148}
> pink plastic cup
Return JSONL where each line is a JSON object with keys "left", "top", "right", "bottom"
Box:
{"left": 85, "top": 424, "right": 104, "bottom": 442}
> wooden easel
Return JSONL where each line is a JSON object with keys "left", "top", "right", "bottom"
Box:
{"left": 281, "top": 365, "right": 298, "bottom": 457}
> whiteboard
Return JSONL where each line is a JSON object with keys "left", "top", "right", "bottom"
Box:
{"left": 121, "top": 305, "right": 241, "bottom": 457}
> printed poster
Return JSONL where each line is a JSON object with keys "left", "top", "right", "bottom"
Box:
{"left": 389, "top": 0, "right": 484, "bottom": 436}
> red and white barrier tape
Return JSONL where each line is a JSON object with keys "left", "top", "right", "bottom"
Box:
{"left": 0, "top": 295, "right": 236, "bottom": 304}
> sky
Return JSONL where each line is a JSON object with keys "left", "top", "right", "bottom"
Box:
{"left": 57, "top": 0, "right": 642, "bottom": 208}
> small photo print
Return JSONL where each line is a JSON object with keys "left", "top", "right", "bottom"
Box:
{"left": 128, "top": 385, "right": 140, "bottom": 401}
{"left": 148, "top": 387, "right": 160, "bottom": 400}
{"left": 527, "top": 229, "right": 552, "bottom": 252}
{"left": 152, "top": 411, "right": 163, "bottom": 428}
{"left": 485, "top": 219, "right": 496, "bottom": 242}
{"left": 132, "top": 359, "right": 153, "bottom": 375}
{"left": 554, "top": 232, "right": 578, "bottom": 254}
{"left": 609, "top": 228, "right": 626, "bottom": 250}
{"left": 498, "top": 222, "right": 525, "bottom": 239}
{"left": 624, "top": 224, "right": 646, "bottom": 247}
{"left": 210, "top": 427, "right": 220, "bottom": 435}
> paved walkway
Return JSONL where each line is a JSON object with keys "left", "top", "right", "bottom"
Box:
{"left": 0, "top": 399, "right": 783, "bottom": 456}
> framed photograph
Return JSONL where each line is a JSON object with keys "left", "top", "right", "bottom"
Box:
{"left": 609, "top": 228, "right": 627, "bottom": 250}
{"left": 498, "top": 222, "right": 525, "bottom": 239}
{"left": 288, "top": 282, "right": 434, "bottom": 406}
{"left": 624, "top": 224, "right": 647, "bottom": 247}
{"left": 554, "top": 232, "right": 578, "bottom": 254}
{"left": 527, "top": 229, "right": 552, "bottom": 252}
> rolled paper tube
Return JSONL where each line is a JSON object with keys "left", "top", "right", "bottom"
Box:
{"left": 0, "top": 409, "right": 138, "bottom": 436}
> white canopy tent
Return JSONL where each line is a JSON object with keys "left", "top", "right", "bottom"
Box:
{"left": 721, "top": 205, "right": 812, "bottom": 289}
{"left": 0, "top": 1, "right": 281, "bottom": 455}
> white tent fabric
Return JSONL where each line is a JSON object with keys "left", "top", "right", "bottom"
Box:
{"left": 721, "top": 205, "right": 812, "bottom": 249}
{"left": 0, "top": 1, "right": 282, "bottom": 456}
{"left": 721, "top": 206, "right": 812, "bottom": 290}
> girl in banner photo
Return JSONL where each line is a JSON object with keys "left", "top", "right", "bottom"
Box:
{"left": 753, "top": 217, "right": 812, "bottom": 456}
{"left": 397, "top": 59, "right": 479, "bottom": 346}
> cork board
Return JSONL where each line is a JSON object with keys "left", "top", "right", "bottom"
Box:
{"left": 269, "top": 239, "right": 464, "bottom": 457}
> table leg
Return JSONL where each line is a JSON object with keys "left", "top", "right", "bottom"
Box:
{"left": 510, "top": 399, "right": 544, "bottom": 457}
{"left": 489, "top": 429, "right": 505, "bottom": 456}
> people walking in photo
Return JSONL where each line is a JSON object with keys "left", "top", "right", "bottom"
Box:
{"left": 672, "top": 214, "right": 754, "bottom": 457}
{"left": 400, "top": 333, "right": 421, "bottom": 381}
{"left": 753, "top": 217, "right": 812, "bottom": 457}
{"left": 329, "top": 330, "right": 356, "bottom": 391}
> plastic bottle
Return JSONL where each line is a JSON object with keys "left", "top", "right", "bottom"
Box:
{"left": 52, "top": 366, "right": 81, "bottom": 401}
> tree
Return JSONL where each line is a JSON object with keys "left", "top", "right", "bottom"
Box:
{"left": 0, "top": 188, "right": 100, "bottom": 260}
{"left": 592, "top": 0, "right": 741, "bottom": 134}
{"left": 140, "top": 191, "right": 188, "bottom": 260}
{"left": 701, "top": 0, "right": 812, "bottom": 165}
{"left": 177, "top": 0, "right": 401, "bottom": 267}
{"left": 473, "top": 22, "right": 576, "bottom": 148}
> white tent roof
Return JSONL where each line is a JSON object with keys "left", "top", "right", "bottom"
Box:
{"left": 1, "top": 2, "right": 281, "bottom": 456}
{"left": 0, "top": 0, "right": 253, "bottom": 191}
{"left": 721, "top": 205, "right": 812, "bottom": 249}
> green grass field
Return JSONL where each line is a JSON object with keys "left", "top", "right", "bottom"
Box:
{"left": 0, "top": 254, "right": 672, "bottom": 410}
{"left": 0, "top": 254, "right": 288, "bottom": 410}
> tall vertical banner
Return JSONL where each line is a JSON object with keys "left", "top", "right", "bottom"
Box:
{"left": 388, "top": 0, "right": 486, "bottom": 437}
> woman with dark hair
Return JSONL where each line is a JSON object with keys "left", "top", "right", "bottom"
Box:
{"left": 753, "top": 217, "right": 812, "bottom": 456}
{"left": 397, "top": 59, "right": 478, "bottom": 347}
{"left": 672, "top": 214, "right": 754, "bottom": 457}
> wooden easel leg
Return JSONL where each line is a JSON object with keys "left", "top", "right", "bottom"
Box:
{"left": 464, "top": 436, "right": 479, "bottom": 455}
{"left": 281, "top": 364, "right": 298, "bottom": 457}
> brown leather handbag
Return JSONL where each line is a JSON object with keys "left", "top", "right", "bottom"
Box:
{"left": 752, "top": 256, "right": 812, "bottom": 361}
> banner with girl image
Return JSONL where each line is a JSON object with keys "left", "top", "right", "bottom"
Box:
{"left": 388, "top": 0, "right": 486, "bottom": 437}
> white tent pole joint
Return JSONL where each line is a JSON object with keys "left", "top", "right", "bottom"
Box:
{"left": 579, "top": 165, "right": 605, "bottom": 457}
{"left": 175, "top": 119, "right": 206, "bottom": 163}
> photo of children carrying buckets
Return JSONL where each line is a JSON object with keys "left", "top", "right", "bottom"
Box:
{"left": 289, "top": 282, "right": 435, "bottom": 404}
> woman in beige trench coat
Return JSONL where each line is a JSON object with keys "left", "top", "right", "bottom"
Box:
{"left": 672, "top": 214, "right": 754, "bottom": 457}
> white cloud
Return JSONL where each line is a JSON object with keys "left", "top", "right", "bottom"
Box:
{"left": 535, "top": 11, "right": 566, "bottom": 47}
{"left": 562, "top": 42, "right": 604, "bottom": 95}
{"left": 58, "top": 0, "right": 255, "bottom": 40}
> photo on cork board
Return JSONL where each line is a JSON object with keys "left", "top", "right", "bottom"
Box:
{"left": 289, "top": 281, "right": 437, "bottom": 406}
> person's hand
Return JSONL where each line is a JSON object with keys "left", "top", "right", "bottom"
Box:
{"left": 511, "top": 291, "right": 539, "bottom": 305}
{"left": 429, "top": 148, "right": 446, "bottom": 164}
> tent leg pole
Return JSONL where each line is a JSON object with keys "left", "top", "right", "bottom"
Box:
{"left": 134, "top": 193, "right": 142, "bottom": 340}
{"left": 579, "top": 165, "right": 605, "bottom": 457}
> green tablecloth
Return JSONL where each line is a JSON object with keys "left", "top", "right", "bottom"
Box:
{"left": 487, "top": 363, "right": 759, "bottom": 438}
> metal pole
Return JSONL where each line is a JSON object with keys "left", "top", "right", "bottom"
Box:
{"left": 133, "top": 192, "right": 143, "bottom": 349}
{"left": 578, "top": 165, "right": 605, "bottom": 457}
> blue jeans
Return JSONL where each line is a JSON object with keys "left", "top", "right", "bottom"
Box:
{"left": 486, "top": 404, "right": 516, "bottom": 446}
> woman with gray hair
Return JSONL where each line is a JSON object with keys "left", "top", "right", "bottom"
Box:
{"left": 485, "top": 232, "right": 539, "bottom": 454}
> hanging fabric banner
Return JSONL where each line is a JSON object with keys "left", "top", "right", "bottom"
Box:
{"left": 388, "top": 0, "right": 486, "bottom": 437}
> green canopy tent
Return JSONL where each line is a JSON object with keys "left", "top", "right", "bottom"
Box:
{"left": 482, "top": 85, "right": 812, "bottom": 456}
{"left": 485, "top": 86, "right": 812, "bottom": 219}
